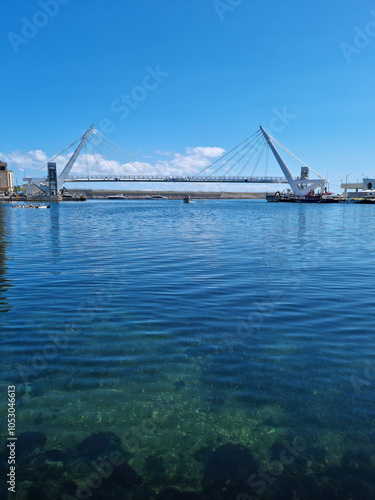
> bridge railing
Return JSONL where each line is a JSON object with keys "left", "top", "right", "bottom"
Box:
{"left": 67, "top": 175, "right": 164, "bottom": 180}
{"left": 192, "top": 176, "right": 286, "bottom": 181}
{"left": 65, "top": 175, "right": 287, "bottom": 182}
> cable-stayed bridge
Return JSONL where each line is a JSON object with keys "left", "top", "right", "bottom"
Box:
{"left": 64, "top": 175, "right": 286, "bottom": 184}
{"left": 24, "top": 125, "right": 328, "bottom": 197}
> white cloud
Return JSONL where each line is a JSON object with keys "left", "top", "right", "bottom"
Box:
{"left": 154, "top": 146, "right": 225, "bottom": 176}
{"left": 155, "top": 150, "right": 174, "bottom": 156}
{"left": 67, "top": 153, "right": 154, "bottom": 177}
{"left": 0, "top": 149, "right": 48, "bottom": 170}
{"left": 186, "top": 147, "right": 225, "bottom": 159}
{"left": 1, "top": 145, "right": 226, "bottom": 179}
{"left": 0, "top": 149, "right": 155, "bottom": 178}
{"left": 1, "top": 146, "right": 273, "bottom": 193}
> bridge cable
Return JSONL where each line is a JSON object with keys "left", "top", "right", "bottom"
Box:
{"left": 268, "top": 133, "right": 325, "bottom": 180}
{"left": 222, "top": 134, "right": 265, "bottom": 177}
{"left": 234, "top": 135, "right": 264, "bottom": 177}
{"left": 237, "top": 135, "right": 267, "bottom": 177}
{"left": 249, "top": 141, "right": 267, "bottom": 177}
{"left": 193, "top": 129, "right": 262, "bottom": 178}
{"left": 201, "top": 130, "right": 264, "bottom": 178}
{"left": 227, "top": 133, "right": 264, "bottom": 177}
{"left": 90, "top": 133, "right": 148, "bottom": 176}
{"left": 88, "top": 136, "right": 122, "bottom": 177}
{"left": 221, "top": 134, "right": 266, "bottom": 176}
{"left": 207, "top": 138, "right": 259, "bottom": 178}
{"left": 198, "top": 129, "right": 263, "bottom": 178}
{"left": 83, "top": 142, "right": 90, "bottom": 179}
{"left": 220, "top": 142, "right": 256, "bottom": 177}
{"left": 28, "top": 135, "right": 81, "bottom": 179}
{"left": 91, "top": 133, "right": 152, "bottom": 176}
{"left": 93, "top": 129, "right": 157, "bottom": 174}
{"left": 88, "top": 137, "right": 105, "bottom": 176}
{"left": 91, "top": 134, "right": 139, "bottom": 176}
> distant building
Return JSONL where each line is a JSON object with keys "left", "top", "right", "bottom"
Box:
{"left": 341, "top": 178, "right": 375, "bottom": 198}
{"left": 0, "top": 162, "right": 14, "bottom": 195}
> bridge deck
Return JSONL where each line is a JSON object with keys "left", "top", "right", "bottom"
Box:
{"left": 63, "top": 175, "right": 288, "bottom": 184}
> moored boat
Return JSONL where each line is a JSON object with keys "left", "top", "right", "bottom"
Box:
{"left": 266, "top": 190, "right": 345, "bottom": 203}
{"left": 11, "top": 204, "right": 50, "bottom": 209}
{"left": 107, "top": 194, "right": 127, "bottom": 200}
{"left": 266, "top": 191, "right": 296, "bottom": 202}
{"left": 72, "top": 193, "right": 87, "bottom": 201}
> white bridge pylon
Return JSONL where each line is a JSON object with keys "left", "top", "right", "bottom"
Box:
{"left": 57, "top": 125, "right": 94, "bottom": 192}
{"left": 23, "top": 125, "right": 328, "bottom": 196}
{"left": 24, "top": 125, "right": 96, "bottom": 195}
{"left": 259, "top": 126, "right": 328, "bottom": 197}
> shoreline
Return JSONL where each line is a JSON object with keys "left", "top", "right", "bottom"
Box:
{"left": 1, "top": 191, "right": 267, "bottom": 202}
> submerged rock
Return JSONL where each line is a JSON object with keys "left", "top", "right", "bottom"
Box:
{"left": 74, "top": 431, "right": 123, "bottom": 459}
{"left": 174, "top": 380, "right": 186, "bottom": 390}
{"left": 156, "top": 489, "right": 202, "bottom": 500}
{"left": 103, "top": 463, "right": 143, "bottom": 489}
{"left": 45, "top": 449, "right": 66, "bottom": 461}
{"left": 196, "top": 442, "right": 258, "bottom": 499}
{"left": 17, "top": 431, "right": 47, "bottom": 456}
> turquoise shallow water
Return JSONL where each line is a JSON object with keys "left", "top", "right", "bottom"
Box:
{"left": 1, "top": 200, "right": 375, "bottom": 499}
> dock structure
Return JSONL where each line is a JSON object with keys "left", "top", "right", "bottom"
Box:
{"left": 341, "top": 179, "right": 375, "bottom": 198}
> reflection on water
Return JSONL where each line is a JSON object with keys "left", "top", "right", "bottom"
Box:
{"left": 0, "top": 200, "right": 375, "bottom": 499}
{"left": 0, "top": 207, "right": 11, "bottom": 327}
{"left": 49, "top": 204, "right": 61, "bottom": 260}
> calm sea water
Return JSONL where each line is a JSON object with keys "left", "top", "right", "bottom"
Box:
{"left": 1, "top": 200, "right": 375, "bottom": 499}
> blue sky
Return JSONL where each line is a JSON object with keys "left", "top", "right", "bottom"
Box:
{"left": 1, "top": 0, "right": 375, "bottom": 192}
